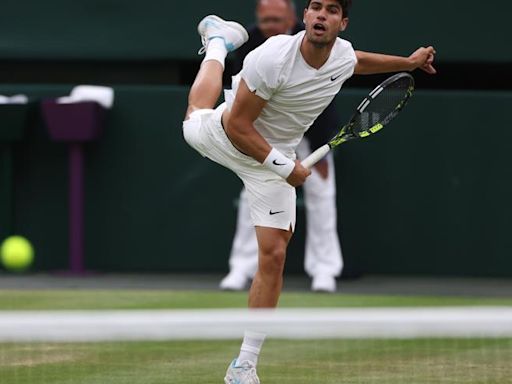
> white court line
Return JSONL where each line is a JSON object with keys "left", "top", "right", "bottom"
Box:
{"left": 1, "top": 307, "right": 512, "bottom": 342}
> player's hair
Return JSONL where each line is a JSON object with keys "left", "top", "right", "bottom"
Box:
{"left": 305, "top": 0, "right": 352, "bottom": 17}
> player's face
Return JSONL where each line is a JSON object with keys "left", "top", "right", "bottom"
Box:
{"left": 303, "top": 0, "right": 348, "bottom": 47}
{"left": 257, "top": 0, "right": 294, "bottom": 38}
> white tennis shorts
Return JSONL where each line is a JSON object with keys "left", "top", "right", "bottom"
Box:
{"left": 182, "top": 103, "right": 296, "bottom": 231}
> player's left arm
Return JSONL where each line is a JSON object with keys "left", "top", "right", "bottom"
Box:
{"left": 354, "top": 46, "right": 437, "bottom": 75}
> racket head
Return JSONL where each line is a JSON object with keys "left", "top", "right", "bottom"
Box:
{"left": 328, "top": 72, "right": 415, "bottom": 148}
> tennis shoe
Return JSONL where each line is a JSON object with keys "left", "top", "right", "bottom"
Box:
{"left": 311, "top": 274, "right": 337, "bottom": 293}
{"left": 197, "top": 15, "right": 248, "bottom": 54}
{"left": 220, "top": 271, "right": 250, "bottom": 291}
{"left": 224, "top": 358, "right": 260, "bottom": 384}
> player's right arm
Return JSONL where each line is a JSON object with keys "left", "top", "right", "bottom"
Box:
{"left": 226, "top": 79, "right": 271, "bottom": 163}
{"left": 226, "top": 79, "right": 310, "bottom": 187}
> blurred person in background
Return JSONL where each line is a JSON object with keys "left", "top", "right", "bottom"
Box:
{"left": 220, "top": 0, "right": 344, "bottom": 293}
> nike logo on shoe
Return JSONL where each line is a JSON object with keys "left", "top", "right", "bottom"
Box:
{"left": 269, "top": 210, "right": 285, "bottom": 215}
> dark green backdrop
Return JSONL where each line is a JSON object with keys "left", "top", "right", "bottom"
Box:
{"left": 1, "top": 85, "right": 511, "bottom": 276}
{"left": 0, "top": 0, "right": 511, "bottom": 276}
{"left": 0, "top": 0, "right": 510, "bottom": 62}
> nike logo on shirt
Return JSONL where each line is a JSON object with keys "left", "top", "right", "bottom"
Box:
{"left": 331, "top": 73, "right": 343, "bottom": 81}
{"left": 269, "top": 210, "right": 285, "bottom": 215}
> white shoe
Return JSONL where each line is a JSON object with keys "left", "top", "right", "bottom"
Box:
{"left": 224, "top": 359, "right": 260, "bottom": 384}
{"left": 220, "top": 272, "right": 250, "bottom": 291}
{"left": 311, "top": 275, "right": 337, "bottom": 293}
{"left": 197, "top": 15, "right": 248, "bottom": 54}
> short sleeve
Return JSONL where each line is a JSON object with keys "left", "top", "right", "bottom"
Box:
{"left": 240, "top": 46, "right": 280, "bottom": 101}
{"left": 341, "top": 39, "right": 358, "bottom": 75}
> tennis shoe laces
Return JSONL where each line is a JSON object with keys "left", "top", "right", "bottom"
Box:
{"left": 224, "top": 358, "right": 260, "bottom": 384}
{"left": 197, "top": 15, "right": 248, "bottom": 55}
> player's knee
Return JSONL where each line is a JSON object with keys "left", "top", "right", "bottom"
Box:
{"left": 259, "top": 247, "right": 286, "bottom": 276}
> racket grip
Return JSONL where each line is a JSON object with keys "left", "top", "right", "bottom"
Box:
{"left": 301, "top": 144, "right": 330, "bottom": 169}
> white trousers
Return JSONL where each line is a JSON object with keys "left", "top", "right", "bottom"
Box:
{"left": 227, "top": 138, "right": 343, "bottom": 278}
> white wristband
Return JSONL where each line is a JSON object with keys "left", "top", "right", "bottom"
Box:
{"left": 262, "top": 148, "right": 295, "bottom": 179}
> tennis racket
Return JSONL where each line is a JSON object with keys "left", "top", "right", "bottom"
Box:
{"left": 301, "top": 72, "right": 415, "bottom": 169}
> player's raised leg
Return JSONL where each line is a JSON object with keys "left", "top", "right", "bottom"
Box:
{"left": 185, "top": 15, "right": 248, "bottom": 120}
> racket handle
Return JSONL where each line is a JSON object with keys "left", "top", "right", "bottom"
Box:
{"left": 301, "top": 144, "right": 330, "bottom": 169}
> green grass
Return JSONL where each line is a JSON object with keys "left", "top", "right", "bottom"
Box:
{"left": 1, "top": 290, "right": 512, "bottom": 310}
{"left": 1, "top": 290, "right": 511, "bottom": 383}
{"left": 1, "top": 339, "right": 511, "bottom": 384}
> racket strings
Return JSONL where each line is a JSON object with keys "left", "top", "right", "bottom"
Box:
{"left": 352, "top": 76, "right": 413, "bottom": 135}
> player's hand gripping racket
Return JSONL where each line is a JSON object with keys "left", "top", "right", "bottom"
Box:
{"left": 301, "top": 72, "right": 415, "bottom": 169}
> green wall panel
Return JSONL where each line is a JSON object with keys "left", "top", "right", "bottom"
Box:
{"left": 0, "top": 85, "right": 243, "bottom": 272}
{"left": 0, "top": 0, "right": 254, "bottom": 60}
{"left": 343, "top": 1, "right": 512, "bottom": 63}
{"left": 335, "top": 90, "right": 512, "bottom": 277}
{"left": 0, "top": 0, "right": 510, "bottom": 62}
{"left": 0, "top": 84, "right": 511, "bottom": 276}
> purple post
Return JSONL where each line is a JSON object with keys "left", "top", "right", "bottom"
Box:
{"left": 41, "top": 100, "right": 106, "bottom": 274}
{"left": 69, "top": 143, "right": 85, "bottom": 273}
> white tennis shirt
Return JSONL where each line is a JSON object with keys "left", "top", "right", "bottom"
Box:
{"left": 225, "top": 30, "right": 357, "bottom": 157}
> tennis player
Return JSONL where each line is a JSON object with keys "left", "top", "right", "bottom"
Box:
{"left": 182, "top": 1, "right": 436, "bottom": 382}
{"left": 221, "top": 0, "right": 346, "bottom": 294}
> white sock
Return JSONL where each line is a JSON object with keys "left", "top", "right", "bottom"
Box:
{"left": 237, "top": 331, "right": 266, "bottom": 366}
{"left": 203, "top": 37, "right": 228, "bottom": 68}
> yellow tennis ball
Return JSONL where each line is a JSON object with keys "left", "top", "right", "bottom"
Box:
{"left": 0, "top": 236, "right": 34, "bottom": 272}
